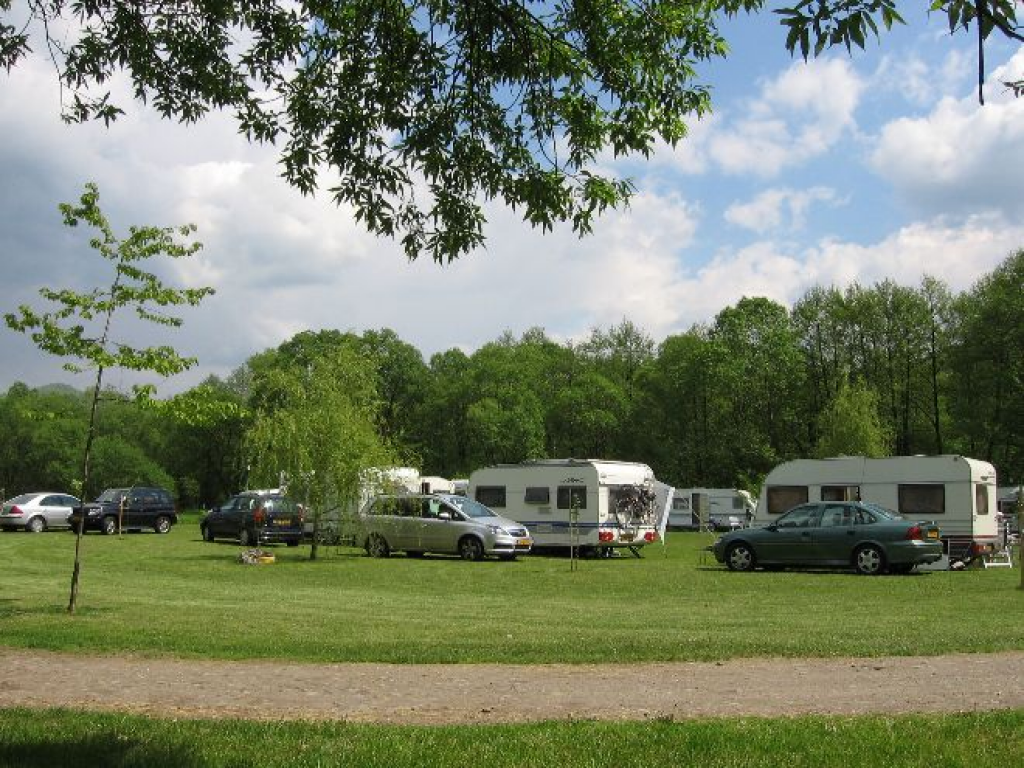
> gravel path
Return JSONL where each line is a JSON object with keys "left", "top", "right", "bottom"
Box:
{"left": 2, "top": 650, "right": 1023, "bottom": 724}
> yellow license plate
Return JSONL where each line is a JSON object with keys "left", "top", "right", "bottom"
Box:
{"left": 926, "top": 530, "right": 939, "bottom": 539}
{"left": 620, "top": 533, "right": 634, "bottom": 542}
{"left": 516, "top": 538, "right": 531, "bottom": 547}
{"left": 273, "top": 519, "right": 293, "bottom": 526}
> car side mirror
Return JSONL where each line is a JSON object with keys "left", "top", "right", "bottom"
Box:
{"left": 766, "top": 524, "right": 778, "bottom": 532}
{"left": 438, "top": 511, "right": 451, "bottom": 521}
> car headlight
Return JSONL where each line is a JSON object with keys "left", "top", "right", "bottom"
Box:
{"left": 487, "top": 525, "right": 508, "bottom": 535}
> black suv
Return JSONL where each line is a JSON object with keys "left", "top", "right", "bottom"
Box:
{"left": 200, "top": 490, "right": 304, "bottom": 547}
{"left": 69, "top": 487, "right": 177, "bottom": 535}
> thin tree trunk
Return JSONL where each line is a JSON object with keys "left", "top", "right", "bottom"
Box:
{"left": 69, "top": 365, "right": 104, "bottom": 614}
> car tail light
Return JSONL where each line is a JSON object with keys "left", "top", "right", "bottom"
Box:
{"left": 598, "top": 530, "right": 613, "bottom": 542}
{"left": 905, "top": 525, "right": 923, "bottom": 540}
{"left": 8, "top": 505, "right": 23, "bottom": 516}
{"left": 644, "top": 531, "right": 657, "bottom": 542}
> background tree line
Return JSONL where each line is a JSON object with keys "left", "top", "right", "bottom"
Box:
{"left": 2, "top": 249, "right": 1020, "bottom": 507}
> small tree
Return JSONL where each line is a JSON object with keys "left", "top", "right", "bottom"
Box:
{"left": 246, "top": 348, "right": 396, "bottom": 561}
{"left": 5, "top": 183, "right": 214, "bottom": 613}
{"left": 814, "top": 379, "right": 891, "bottom": 459}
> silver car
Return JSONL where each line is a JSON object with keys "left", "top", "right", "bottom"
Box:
{"left": 359, "top": 493, "right": 532, "bottom": 560}
{"left": 1, "top": 492, "right": 81, "bottom": 532}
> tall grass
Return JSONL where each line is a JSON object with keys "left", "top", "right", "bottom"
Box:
{"left": 0, "top": 516, "right": 1020, "bottom": 663}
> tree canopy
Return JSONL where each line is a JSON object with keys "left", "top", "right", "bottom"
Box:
{"left": 3, "top": 2, "right": 1018, "bottom": 262}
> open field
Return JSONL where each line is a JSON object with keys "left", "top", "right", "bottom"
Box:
{"left": 1, "top": 708, "right": 1022, "bottom": 768}
{"left": 1, "top": 514, "right": 1020, "bottom": 664}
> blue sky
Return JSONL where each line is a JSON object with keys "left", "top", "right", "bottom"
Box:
{"left": 1, "top": 6, "right": 1022, "bottom": 395}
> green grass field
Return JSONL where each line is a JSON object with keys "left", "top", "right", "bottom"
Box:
{"left": 2, "top": 517, "right": 1022, "bottom": 766}
{"left": 0, "top": 708, "right": 1022, "bottom": 768}
{"left": 0, "top": 514, "right": 1020, "bottom": 663}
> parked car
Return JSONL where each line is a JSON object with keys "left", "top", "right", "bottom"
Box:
{"left": 200, "top": 490, "right": 304, "bottom": 547}
{"left": 1, "top": 492, "right": 81, "bottom": 532}
{"left": 358, "top": 493, "right": 533, "bottom": 561}
{"left": 69, "top": 487, "right": 177, "bottom": 535}
{"left": 711, "top": 501, "right": 943, "bottom": 575}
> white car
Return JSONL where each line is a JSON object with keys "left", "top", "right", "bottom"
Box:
{"left": 1, "top": 492, "right": 81, "bottom": 532}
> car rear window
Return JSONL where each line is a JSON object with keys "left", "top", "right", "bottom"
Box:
{"left": 8, "top": 493, "right": 36, "bottom": 504}
{"left": 262, "top": 497, "right": 297, "bottom": 516}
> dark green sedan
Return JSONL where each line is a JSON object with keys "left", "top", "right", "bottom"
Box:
{"left": 711, "top": 501, "right": 943, "bottom": 575}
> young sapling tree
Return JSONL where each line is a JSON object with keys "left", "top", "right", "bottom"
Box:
{"left": 5, "top": 183, "right": 214, "bottom": 613}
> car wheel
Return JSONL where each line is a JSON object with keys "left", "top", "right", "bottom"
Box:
{"left": 154, "top": 515, "right": 171, "bottom": 534}
{"left": 101, "top": 516, "right": 118, "bottom": 536}
{"left": 458, "top": 536, "right": 484, "bottom": 561}
{"left": 202, "top": 525, "right": 214, "bottom": 542}
{"left": 725, "top": 542, "right": 755, "bottom": 572}
{"left": 27, "top": 516, "right": 46, "bottom": 534}
{"left": 854, "top": 545, "right": 885, "bottom": 575}
{"left": 366, "top": 533, "right": 390, "bottom": 558}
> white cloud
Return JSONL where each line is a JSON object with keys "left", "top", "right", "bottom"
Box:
{"left": 870, "top": 48, "right": 1024, "bottom": 219}
{"left": 708, "top": 58, "right": 864, "bottom": 177}
{"left": 724, "top": 187, "right": 840, "bottom": 234}
{"left": 684, "top": 213, "right": 1024, "bottom": 323}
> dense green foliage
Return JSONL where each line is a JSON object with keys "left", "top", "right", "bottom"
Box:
{"left": 1, "top": 523, "right": 1021, "bottom": 662}
{"left": 1, "top": 708, "right": 1022, "bottom": 768}
{"left": 1, "top": 249, "right": 1021, "bottom": 506}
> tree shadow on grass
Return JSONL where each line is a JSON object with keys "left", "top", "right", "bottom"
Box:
{"left": 0, "top": 730, "right": 204, "bottom": 768}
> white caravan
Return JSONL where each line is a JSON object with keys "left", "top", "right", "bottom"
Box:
{"left": 754, "top": 455, "right": 999, "bottom": 562}
{"left": 668, "top": 488, "right": 755, "bottom": 531}
{"left": 468, "top": 459, "right": 673, "bottom": 554}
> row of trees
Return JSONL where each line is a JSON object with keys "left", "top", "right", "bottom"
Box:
{"left": 2, "top": 249, "right": 1020, "bottom": 506}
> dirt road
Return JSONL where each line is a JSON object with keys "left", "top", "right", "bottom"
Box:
{"left": 2, "top": 650, "right": 1022, "bottom": 724}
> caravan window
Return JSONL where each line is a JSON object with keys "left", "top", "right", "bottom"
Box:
{"left": 557, "top": 486, "right": 587, "bottom": 510}
{"left": 673, "top": 497, "right": 690, "bottom": 510}
{"left": 822, "top": 485, "right": 859, "bottom": 502}
{"left": 474, "top": 486, "right": 506, "bottom": 508}
{"left": 975, "top": 485, "right": 989, "bottom": 515}
{"left": 898, "top": 484, "right": 945, "bottom": 515}
{"left": 524, "top": 487, "right": 550, "bottom": 504}
{"left": 766, "top": 486, "right": 808, "bottom": 514}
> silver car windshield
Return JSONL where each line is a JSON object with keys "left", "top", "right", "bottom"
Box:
{"left": 443, "top": 496, "right": 496, "bottom": 519}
